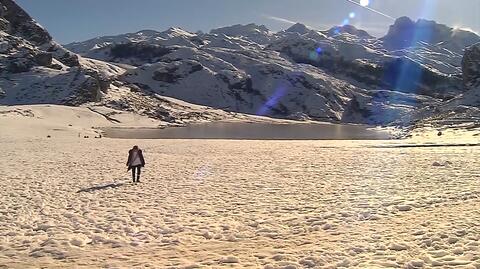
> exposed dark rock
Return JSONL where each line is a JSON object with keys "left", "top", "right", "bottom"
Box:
{"left": 381, "top": 16, "right": 479, "bottom": 50}
{"left": 127, "top": 84, "right": 142, "bottom": 92}
{"left": 153, "top": 66, "right": 181, "bottom": 83}
{"left": 344, "top": 96, "right": 372, "bottom": 119}
{"left": 49, "top": 63, "right": 63, "bottom": 70}
{"left": 210, "top": 23, "right": 272, "bottom": 44}
{"left": 75, "top": 76, "right": 103, "bottom": 103}
{"left": 326, "top": 25, "right": 372, "bottom": 39}
{"left": 285, "top": 23, "right": 311, "bottom": 35}
{"left": 189, "top": 63, "right": 203, "bottom": 73}
{"left": 110, "top": 43, "right": 173, "bottom": 61}
{"left": 0, "top": 0, "right": 52, "bottom": 45}
{"left": 280, "top": 44, "right": 460, "bottom": 99}
{"left": 57, "top": 51, "right": 80, "bottom": 67}
{"left": 462, "top": 43, "right": 480, "bottom": 88}
{"left": 34, "top": 52, "right": 53, "bottom": 66}
{"left": 152, "top": 60, "right": 204, "bottom": 83}
{"left": 7, "top": 58, "right": 33, "bottom": 73}
{"left": 0, "top": 17, "right": 9, "bottom": 31}
{"left": 189, "top": 36, "right": 206, "bottom": 46}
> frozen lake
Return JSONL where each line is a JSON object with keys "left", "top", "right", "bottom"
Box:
{"left": 103, "top": 122, "right": 392, "bottom": 140}
{"left": 1, "top": 138, "right": 479, "bottom": 268}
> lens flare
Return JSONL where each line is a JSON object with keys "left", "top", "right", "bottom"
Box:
{"left": 344, "top": 0, "right": 394, "bottom": 20}
{"left": 349, "top": 12, "right": 356, "bottom": 19}
{"left": 257, "top": 85, "right": 288, "bottom": 116}
{"left": 360, "top": 0, "right": 370, "bottom": 7}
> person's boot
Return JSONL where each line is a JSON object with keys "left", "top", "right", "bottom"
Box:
{"left": 137, "top": 176, "right": 140, "bottom": 183}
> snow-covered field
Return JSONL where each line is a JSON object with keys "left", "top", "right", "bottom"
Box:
{"left": 1, "top": 106, "right": 479, "bottom": 268}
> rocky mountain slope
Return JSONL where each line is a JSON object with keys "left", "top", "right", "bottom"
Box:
{"left": 65, "top": 17, "right": 479, "bottom": 125}
{"left": 2, "top": 0, "right": 479, "bottom": 127}
{"left": 0, "top": 0, "right": 127, "bottom": 105}
{"left": 407, "top": 43, "right": 480, "bottom": 128}
{"left": 0, "top": 0, "right": 247, "bottom": 124}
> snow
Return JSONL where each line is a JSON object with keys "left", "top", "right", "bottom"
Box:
{"left": 0, "top": 108, "right": 479, "bottom": 268}
{"left": 59, "top": 18, "right": 471, "bottom": 125}
{"left": 2, "top": 4, "right": 480, "bottom": 267}
{"left": 2, "top": 1, "right": 476, "bottom": 128}
{"left": 210, "top": 23, "right": 273, "bottom": 45}
{"left": 0, "top": 105, "right": 162, "bottom": 139}
{"left": 121, "top": 45, "right": 354, "bottom": 121}
{"left": 0, "top": 67, "right": 92, "bottom": 105}
{"left": 65, "top": 28, "right": 199, "bottom": 57}
{"left": 0, "top": 14, "right": 468, "bottom": 127}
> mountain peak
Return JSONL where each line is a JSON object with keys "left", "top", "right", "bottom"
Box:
{"left": 462, "top": 43, "right": 480, "bottom": 88}
{"left": 163, "top": 27, "right": 195, "bottom": 37}
{"left": 326, "top": 24, "right": 372, "bottom": 39}
{"left": 209, "top": 23, "right": 272, "bottom": 44}
{"left": 0, "top": 0, "right": 52, "bottom": 45}
{"left": 285, "top": 23, "right": 311, "bottom": 35}
{"left": 135, "top": 29, "right": 161, "bottom": 36}
{"left": 394, "top": 16, "right": 415, "bottom": 27}
{"left": 382, "top": 16, "right": 457, "bottom": 50}
{"left": 210, "top": 23, "right": 271, "bottom": 35}
{"left": 246, "top": 23, "right": 269, "bottom": 33}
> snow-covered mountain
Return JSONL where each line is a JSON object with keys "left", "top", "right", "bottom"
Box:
{"left": 65, "top": 28, "right": 200, "bottom": 56}
{"left": 381, "top": 17, "right": 480, "bottom": 52}
{"left": 380, "top": 17, "right": 480, "bottom": 75}
{"left": 2, "top": 0, "right": 479, "bottom": 127}
{"left": 434, "top": 43, "right": 480, "bottom": 117}
{"left": 210, "top": 23, "right": 274, "bottom": 45}
{"left": 462, "top": 43, "right": 480, "bottom": 89}
{"left": 399, "top": 43, "right": 480, "bottom": 128}
{"left": 0, "top": 1, "right": 240, "bottom": 124}
{"left": 0, "top": 0, "right": 125, "bottom": 105}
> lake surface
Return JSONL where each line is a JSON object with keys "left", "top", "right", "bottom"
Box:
{"left": 103, "top": 122, "right": 392, "bottom": 140}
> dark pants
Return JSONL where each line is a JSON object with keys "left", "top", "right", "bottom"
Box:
{"left": 131, "top": 165, "right": 141, "bottom": 182}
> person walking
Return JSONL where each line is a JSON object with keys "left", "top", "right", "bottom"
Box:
{"left": 127, "top": 145, "right": 145, "bottom": 183}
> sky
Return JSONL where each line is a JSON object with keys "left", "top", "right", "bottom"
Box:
{"left": 16, "top": 0, "right": 480, "bottom": 44}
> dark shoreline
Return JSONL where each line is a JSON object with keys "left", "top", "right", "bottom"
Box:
{"left": 101, "top": 122, "right": 394, "bottom": 140}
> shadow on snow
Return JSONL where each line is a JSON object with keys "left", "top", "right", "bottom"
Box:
{"left": 77, "top": 182, "right": 126, "bottom": 193}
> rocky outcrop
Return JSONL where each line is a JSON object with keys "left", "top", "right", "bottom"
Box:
{"left": 402, "top": 42, "right": 480, "bottom": 127}
{"left": 462, "top": 43, "right": 480, "bottom": 88}
{"left": 210, "top": 23, "right": 272, "bottom": 45}
{"left": 110, "top": 43, "right": 174, "bottom": 63}
{"left": 382, "top": 17, "right": 480, "bottom": 51}
{"left": 0, "top": 0, "right": 124, "bottom": 105}
{"left": 0, "top": 0, "right": 51, "bottom": 45}
{"left": 285, "top": 23, "right": 312, "bottom": 35}
{"left": 325, "top": 25, "right": 372, "bottom": 39}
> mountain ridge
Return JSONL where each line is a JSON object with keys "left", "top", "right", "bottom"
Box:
{"left": 2, "top": 0, "right": 479, "bottom": 128}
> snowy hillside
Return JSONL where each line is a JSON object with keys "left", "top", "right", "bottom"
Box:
{"left": 63, "top": 18, "right": 480, "bottom": 125}
{"left": 0, "top": 1, "right": 250, "bottom": 124}
{"left": 398, "top": 43, "right": 480, "bottom": 128}
{"left": 64, "top": 29, "right": 195, "bottom": 55}
{"left": 432, "top": 43, "right": 480, "bottom": 122}
{"left": 0, "top": 0, "right": 126, "bottom": 105}
{"left": 2, "top": 0, "right": 479, "bottom": 127}
{"left": 381, "top": 17, "right": 480, "bottom": 75}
